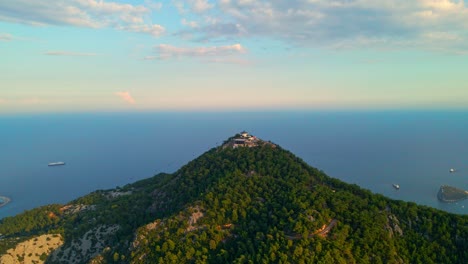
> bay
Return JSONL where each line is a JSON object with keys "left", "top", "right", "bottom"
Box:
{"left": 0, "top": 111, "right": 467, "bottom": 219}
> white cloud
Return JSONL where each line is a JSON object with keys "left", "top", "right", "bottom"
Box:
{"left": 44, "top": 51, "right": 100, "bottom": 56}
{"left": 423, "top": 31, "right": 460, "bottom": 41}
{"left": 153, "top": 43, "right": 246, "bottom": 59}
{"left": 189, "top": 0, "right": 214, "bottom": 12}
{"left": 181, "top": 18, "right": 199, "bottom": 28}
{"left": 174, "top": 0, "right": 468, "bottom": 53}
{"left": 74, "top": 0, "right": 148, "bottom": 16}
{"left": 115, "top": 91, "right": 136, "bottom": 104}
{"left": 173, "top": 0, "right": 214, "bottom": 14}
{"left": 177, "top": 18, "right": 246, "bottom": 42}
{"left": 145, "top": 1, "right": 163, "bottom": 11}
{"left": 0, "top": 33, "right": 12, "bottom": 41}
{"left": 173, "top": 1, "right": 187, "bottom": 13}
{"left": 3, "top": 0, "right": 468, "bottom": 53}
{"left": 118, "top": 24, "right": 165, "bottom": 36}
{"left": 420, "top": 0, "right": 464, "bottom": 11}
{"left": 0, "top": 0, "right": 164, "bottom": 37}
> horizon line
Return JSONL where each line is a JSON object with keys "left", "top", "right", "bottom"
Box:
{"left": 1, "top": 108, "right": 468, "bottom": 117}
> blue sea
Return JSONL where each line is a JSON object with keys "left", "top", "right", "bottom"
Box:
{"left": 1, "top": 111, "right": 467, "bottom": 219}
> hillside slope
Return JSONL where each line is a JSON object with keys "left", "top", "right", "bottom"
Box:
{"left": 1, "top": 133, "right": 467, "bottom": 263}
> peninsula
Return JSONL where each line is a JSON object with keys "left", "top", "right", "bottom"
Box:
{"left": 0, "top": 196, "right": 10, "bottom": 208}
{"left": 438, "top": 185, "right": 468, "bottom": 203}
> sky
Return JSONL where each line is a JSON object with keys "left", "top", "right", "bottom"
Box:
{"left": 1, "top": 0, "right": 468, "bottom": 113}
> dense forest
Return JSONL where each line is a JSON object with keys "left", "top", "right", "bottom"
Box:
{"left": 0, "top": 135, "right": 467, "bottom": 263}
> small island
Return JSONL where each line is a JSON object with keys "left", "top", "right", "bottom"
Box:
{"left": 437, "top": 185, "right": 468, "bottom": 203}
{"left": 0, "top": 195, "right": 11, "bottom": 208}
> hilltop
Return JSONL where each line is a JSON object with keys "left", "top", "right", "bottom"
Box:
{"left": 0, "top": 132, "right": 467, "bottom": 263}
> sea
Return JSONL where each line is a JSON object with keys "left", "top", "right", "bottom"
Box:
{"left": 1, "top": 111, "right": 467, "bottom": 219}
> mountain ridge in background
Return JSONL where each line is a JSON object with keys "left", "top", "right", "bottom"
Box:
{"left": 0, "top": 133, "right": 467, "bottom": 263}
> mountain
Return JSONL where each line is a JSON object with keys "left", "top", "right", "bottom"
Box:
{"left": 0, "top": 133, "right": 467, "bottom": 263}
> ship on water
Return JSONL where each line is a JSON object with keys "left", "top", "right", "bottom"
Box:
{"left": 48, "top": 162, "right": 65, "bottom": 166}
{"left": 0, "top": 196, "right": 11, "bottom": 208}
{"left": 392, "top": 184, "right": 400, "bottom": 190}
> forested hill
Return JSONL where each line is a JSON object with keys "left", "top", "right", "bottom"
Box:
{"left": 0, "top": 134, "right": 467, "bottom": 263}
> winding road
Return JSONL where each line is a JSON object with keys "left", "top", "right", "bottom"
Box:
{"left": 316, "top": 219, "right": 337, "bottom": 237}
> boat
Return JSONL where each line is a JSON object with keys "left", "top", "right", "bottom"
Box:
{"left": 0, "top": 195, "right": 11, "bottom": 208}
{"left": 48, "top": 162, "right": 65, "bottom": 166}
{"left": 449, "top": 168, "right": 455, "bottom": 173}
{"left": 392, "top": 184, "right": 400, "bottom": 190}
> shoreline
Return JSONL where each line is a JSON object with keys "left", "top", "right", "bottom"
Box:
{"left": 0, "top": 196, "right": 11, "bottom": 208}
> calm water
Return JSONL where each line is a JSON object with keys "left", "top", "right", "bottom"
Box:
{"left": 0, "top": 111, "right": 467, "bottom": 219}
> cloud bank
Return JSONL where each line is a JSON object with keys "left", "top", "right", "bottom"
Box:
{"left": 176, "top": 0, "right": 468, "bottom": 52}
{"left": 2, "top": 1, "right": 468, "bottom": 52}
{"left": 0, "top": 0, "right": 164, "bottom": 37}
{"left": 154, "top": 43, "right": 245, "bottom": 58}
{"left": 145, "top": 43, "right": 248, "bottom": 63}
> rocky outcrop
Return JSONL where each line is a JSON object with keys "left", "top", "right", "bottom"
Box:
{"left": 385, "top": 214, "right": 403, "bottom": 237}
{"left": 49, "top": 225, "right": 119, "bottom": 264}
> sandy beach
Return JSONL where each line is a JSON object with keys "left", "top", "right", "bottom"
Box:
{"left": 0, "top": 196, "right": 10, "bottom": 208}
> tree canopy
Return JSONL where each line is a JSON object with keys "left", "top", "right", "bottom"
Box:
{"left": 1, "top": 142, "right": 467, "bottom": 263}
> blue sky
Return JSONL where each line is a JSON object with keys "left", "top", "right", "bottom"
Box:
{"left": 1, "top": 0, "right": 468, "bottom": 113}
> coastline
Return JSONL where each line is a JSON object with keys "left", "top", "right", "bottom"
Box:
{"left": 0, "top": 196, "right": 11, "bottom": 208}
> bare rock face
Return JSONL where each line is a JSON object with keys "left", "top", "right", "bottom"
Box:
{"left": 49, "top": 225, "right": 119, "bottom": 264}
{"left": 385, "top": 214, "right": 403, "bottom": 238}
{"left": 186, "top": 206, "right": 204, "bottom": 232}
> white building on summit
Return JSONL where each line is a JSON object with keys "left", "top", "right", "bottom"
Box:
{"left": 222, "top": 131, "right": 272, "bottom": 149}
